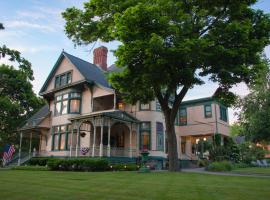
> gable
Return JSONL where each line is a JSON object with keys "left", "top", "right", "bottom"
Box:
{"left": 39, "top": 51, "right": 111, "bottom": 95}
{"left": 45, "top": 57, "right": 85, "bottom": 92}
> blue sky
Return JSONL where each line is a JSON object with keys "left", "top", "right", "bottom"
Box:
{"left": 0, "top": 0, "right": 270, "bottom": 123}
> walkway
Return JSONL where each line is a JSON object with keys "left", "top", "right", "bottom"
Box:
{"left": 182, "top": 168, "right": 270, "bottom": 178}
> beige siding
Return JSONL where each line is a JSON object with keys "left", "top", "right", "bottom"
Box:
{"left": 46, "top": 57, "right": 85, "bottom": 92}
{"left": 81, "top": 87, "right": 92, "bottom": 114}
{"left": 93, "top": 86, "right": 114, "bottom": 98}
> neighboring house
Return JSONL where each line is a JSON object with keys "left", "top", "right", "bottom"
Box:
{"left": 18, "top": 46, "right": 229, "bottom": 168}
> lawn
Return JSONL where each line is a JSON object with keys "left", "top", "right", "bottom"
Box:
{"left": 232, "top": 167, "right": 270, "bottom": 175}
{"left": 0, "top": 170, "right": 269, "bottom": 200}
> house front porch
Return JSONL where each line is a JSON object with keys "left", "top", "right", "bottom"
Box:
{"left": 68, "top": 110, "right": 140, "bottom": 158}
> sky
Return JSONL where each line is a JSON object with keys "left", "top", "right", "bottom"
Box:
{"left": 0, "top": 0, "right": 270, "bottom": 124}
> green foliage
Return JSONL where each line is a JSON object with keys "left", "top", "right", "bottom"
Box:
{"left": 11, "top": 166, "right": 49, "bottom": 171}
{"left": 0, "top": 22, "right": 45, "bottom": 148}
{"left": 197, "top": 159, "right": 209, "bottom": 167}
{"left": 238, "top": 59, "right": 270, "bottom": 142}
{"left": 47, "top": 158, "right": 109, "bottom": 171}
{"left": 62, "top": 1, "right": 270, "bottom": 171}
{"left": 110, "top": 163, "right": 139, "bottom": 171}
{"left": 206, "top": 161, "right": 233, "bottom": 172}
{"left": 230, "top": 123, "right": 244, "bottom": 137}
{"left": 0, "top": 65, "right": 45, "bottom": 148}
{"left": 28, "top": 157, "right": 50, "bottom": 166}
{"left": 209, "top": 136, "right": 241, "bottom": 162}
{"left": 238, "top": 142, "right": 266, "bottom": 164}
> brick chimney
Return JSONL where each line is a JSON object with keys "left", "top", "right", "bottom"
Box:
{"left": 93, "top": 46, "right": 108, "bottom": 71}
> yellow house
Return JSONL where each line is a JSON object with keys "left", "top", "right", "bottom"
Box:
{"left": 18, "top": 46, "right": 229, "bottom": 169}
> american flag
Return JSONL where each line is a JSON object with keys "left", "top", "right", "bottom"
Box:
{"left": 2, "top": 144, "right": 15, "bottom": 166}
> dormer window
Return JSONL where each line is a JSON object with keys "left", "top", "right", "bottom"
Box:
{"left": 55, "top": 71, "right": 72, "bottom": 88}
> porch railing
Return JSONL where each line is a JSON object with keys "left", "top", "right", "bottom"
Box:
{"left": 37, "top": 146, "right": 138, "bottom": 158}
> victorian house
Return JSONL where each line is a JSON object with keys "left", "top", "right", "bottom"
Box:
{"left": 18, "top": 46, "right": 229, "bottom": 169}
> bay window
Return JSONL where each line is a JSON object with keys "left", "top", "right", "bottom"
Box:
{"left": 52, "top": 125, "right": 72, "bottom": 151}
{"left": 54, "top": 92, "right": 81, "bottom": 116}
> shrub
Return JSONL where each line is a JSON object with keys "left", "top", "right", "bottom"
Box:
{"left": 233, "top": 162, "right": 250, "bottom": 169}
{"left": 47, "top": 158, "right": 109, "bottom": 171}
{"left": 11, "top": 166, "right": 49, "bottom": 171}
{"left": 110, "top": 163, "right": 139, "bottom": 171}
{"left": 28, "top": 157, "right": 50, "bottom": 166}
{"left": 197, "top": 159, "right": 209, "bottom": 167}
{"left": 206, "top": 161, "right": 233, "bottom": 172}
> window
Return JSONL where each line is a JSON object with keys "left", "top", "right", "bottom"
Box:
{"left": 54, "top": 92, "right": 81, "bottom": 116}
{"left": 55, "top": 71, "right": 72, "bottom": 88}
{"left": 220, "top": 106, "right": 228, "bottom": 122}
{"left": 179, "top": 107, "right": 187, "bottom": 126}
{"left": 140, "top": 102, "right": 150, "bottom": 110}
{"left": 204, "top": 104, "right": 212, "bottom": 118}
{"left": 156, "top": 100, "right": 161, "bottom": 111}
{"left": 52, "top": 125, "right": 72, "bottom": 151}
{"left": 156, "top": 122, "right": 164, "bottom": 151}
{"left": 140, "top": 122, "right": 151, "bottom": 150}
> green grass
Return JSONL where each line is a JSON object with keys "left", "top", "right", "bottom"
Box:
{"left": 0, "top": 170, "right": 269, "bottom": 200}
{"left": 232, "top": 167, "right": 270, "bottom": 175}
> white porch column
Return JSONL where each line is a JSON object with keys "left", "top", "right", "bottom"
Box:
{"left": 75, "top": 126, "right": 80, "bottom": 157}
{"left": 18, "top": 132, "right": 23, "bottom": 166}
{"left": 92, "top": 119, "right": 96, "bottom": 157}
{"left": 29, "top": 132, "right": 32, "bottom": 159}
{"left": 107, "top": 119, "right": 111, "bottom": 157}
{"left": 129, "top": 123, "right": 132, "bottom": 158}
{"left": 99, "top": 120, "right": 104, "bottom": 157}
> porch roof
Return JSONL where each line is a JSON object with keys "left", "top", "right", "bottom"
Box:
{"left": 69, "top": 109, "right": 140, "bottom": 123}
{"left": 19, "top": 105, "right": 51, "bottom": 131}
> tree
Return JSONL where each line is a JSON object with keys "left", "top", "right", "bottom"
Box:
{"left": 230, "top": 123, "right": 244, "bottom": 137}
{"left": 63, "top": 0, "right": 270, "bottom": 171}
{"left": 0, "top": 23, "right": 45, "bottom": 148}
{"left": 238, "top": 58, "right": 270, "bottom": 142}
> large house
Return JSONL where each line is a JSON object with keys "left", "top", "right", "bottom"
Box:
{"left": 18, "top": 46, "right": 229, "bottom": 169}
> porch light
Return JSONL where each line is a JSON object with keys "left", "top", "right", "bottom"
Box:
{"left": 118, "top": 102, "right": 124, "bottom": 109}
{"left": 195, "top": 139, "right": 200, "bottom": 144}
{"left": 203, "top": 137, "right": 206, "bottom": 141}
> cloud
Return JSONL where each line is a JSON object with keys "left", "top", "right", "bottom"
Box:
{"left": 6, "top": 20, "right": 56, "bottom": 32}
{"left": 7, "top": 45, "right": 58, "bottom": 54}
{"left": 16, "top": 11, "right": 46, "bottom": 20}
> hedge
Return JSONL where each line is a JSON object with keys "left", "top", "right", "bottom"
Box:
{"left": 47, "top": 158, "right": 109, "bottom": 171}
{"left": 109, "top": 163, "right": 139, "bottom": 171}
{"left": 11, "top": 166, "right": 49, "bottom": 171}
{"left": 206, "top": 161, "right": 233, "bottom": 172}
{"left": 28, "top": 157, "right": 50, "bottom": 166}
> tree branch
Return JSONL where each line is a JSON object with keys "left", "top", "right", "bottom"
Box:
{"left": 170, "top": 85, "right": 189, "bottom": 122}
{"left": 199, "top": 4, "right": 228, "bottom": 37}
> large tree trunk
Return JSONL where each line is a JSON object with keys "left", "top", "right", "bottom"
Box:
{"left": 164, "top": 113, "right": 180, "bottom": 171}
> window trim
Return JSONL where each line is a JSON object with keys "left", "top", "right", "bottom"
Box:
{"left": 219, "top": 105, "right": 228, "bottom": 122}
{"left": 51, "top": 124, "right": 72, "bottom": 151}
{"left": 139, "top": 101, "right": 151, "bottom": 111}
{"left": 179, "top": 107, "right": 187, "bottom": 126}
{"left": 156, "top": 122, "right": 164, "bottom": 151}
{"left": 204, "top": 104, "right": 212, "bottom": 118}
{"left": 54, "top": 71, "right": 72, "bottom": 88}
{"left": 54, "top": 92, "right": 81, "bottom": 116}
{"left": 139, "top": 121, "right": 151, "bottom": 150}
